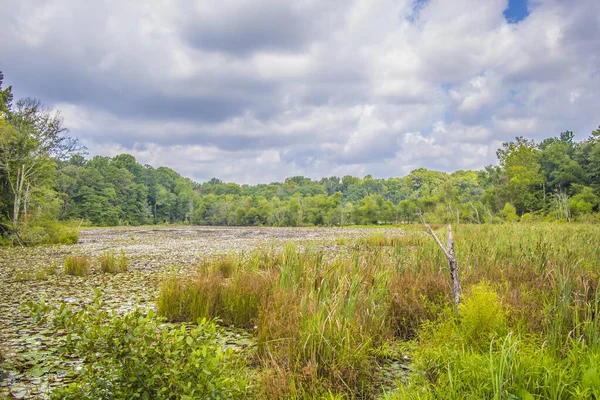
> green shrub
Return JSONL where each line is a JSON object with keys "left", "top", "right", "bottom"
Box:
{"left": 18, "top": 220, "right": 79, "bottom": 246}
{"left": 64, "top": 255, "right": 91, "bottom": 276}
{"left": 32, "top": 296, "right": 249, "bottom": 399}
{"left": 500, "top": 203, "right": 519, "bottom": 223}
{"left": 520, "top": 212, "right": 533, "bottom": 223}
{"left": 0, "top": 235, "right": 14, "bottom": 247}
{"left": 459, "top": 282, "right": 508, "bottom": 349}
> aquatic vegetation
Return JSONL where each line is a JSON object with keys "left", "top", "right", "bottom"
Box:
{"left": 63, "top": 255, "right": 90, "bottom": 276}
{"left": 99, "top": 249, "right": 128, "bottom": 273}
{"left": 2, "top": 224, "right": 600, "bottom": 398}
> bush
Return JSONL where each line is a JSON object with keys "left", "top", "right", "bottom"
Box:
{"left": 459, "top": 282, "right": 508, "bottom": 349}
{"left": 520, "top": 212, "right": 533, "bottom": 223}
{"left": 31, "top": 296, "right": 249, "bottom": 399}
{"left": 500, "top": 203, "right": 519, "bottom": 223}
{"left": 18, "top": 220, "right": 79, "bottom": 246}
{"left": 64, "top": 255, "right": 90, "bottom": 276}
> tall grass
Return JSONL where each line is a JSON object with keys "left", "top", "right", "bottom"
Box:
{"left": 64, "top": 255, "right": 91, "bottom": 276}
{"left": 158, "top": 245, "right": 393, "bottom": 397}
{"left": 99, "top": 249, "right": 129, "bottom": 273}
{"left": 157, "top": 255, "right": 275, "bottom": 327}
{"left": 157, "top": 224, "right": 600, "bottom": 398}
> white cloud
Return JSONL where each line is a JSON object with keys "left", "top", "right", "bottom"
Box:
{"left": 1, "top": 0, "right": 599, "bottom": 184}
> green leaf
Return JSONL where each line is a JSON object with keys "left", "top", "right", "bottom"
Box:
{"left": 516, "top": 388, "right": 535, "bottom": 400}
{"left": 582, "top": 368, "right": 600, "bottom": 391}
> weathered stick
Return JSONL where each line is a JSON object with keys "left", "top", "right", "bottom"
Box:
{"left": 426, "top": 224, "right": 461, "bottom": 307}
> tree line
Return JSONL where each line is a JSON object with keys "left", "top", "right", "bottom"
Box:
{"left": 54, "top": 130, "right": 600, "bottom": 227}
{"left": 1, "top": 71, "right": 599, "bottom": 244}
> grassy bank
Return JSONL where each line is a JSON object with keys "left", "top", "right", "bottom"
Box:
{"left": 156, "top": 224, "right": 600, "bottom": 398}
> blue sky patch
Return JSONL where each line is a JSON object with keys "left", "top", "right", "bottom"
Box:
{"left": 504, "top": 0, "right": 529, "bottom": 24}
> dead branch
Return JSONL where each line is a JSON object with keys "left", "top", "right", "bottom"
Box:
{"left": 425, "top": 223, "right": 461, "bottom": 307}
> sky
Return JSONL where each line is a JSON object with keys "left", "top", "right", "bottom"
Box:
{"left": 0, "top": 0, "right": 599, "bottom": 184}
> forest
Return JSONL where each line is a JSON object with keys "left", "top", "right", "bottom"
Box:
{"left": 1, "top": 71, "right": 599, "bottom": 245}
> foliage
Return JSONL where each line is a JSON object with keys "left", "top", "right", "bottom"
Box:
{"left": 0, "top": 71, "right": 83, "bottom": 245}
{"left": 458, "top": 282, "right": 508, "bottom": 349}
{"left": 52, "top": 127, "right": 600, "bottom": 227}
{"left": 159, "top": 245, "right": 393, "bottom": 398}
{"left": 500, "top": 202, "right": 519, "bottom": 222}
{"left": 3, "top": 223, "right": 600, "bottom": 398}
{"left": 387, "top": 335, "right": 600, "bottom": 400}
{"left": 381, "top": 224, "right": 600, "bottom": 400}
{"left": 29, "top": 295, "right": 249, "bottom": 399}
{"left": 153, "top": 224, "right": 600, "bottom": 398}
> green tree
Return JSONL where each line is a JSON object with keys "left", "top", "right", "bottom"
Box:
{"left": 569, "top": 185, "right": 598, "bottom": 218}
{"left": 1, "top": 98, "right": 82, "bottom": 229}
{"left": 500, "top": 202, "right": 519, "bottom": 222}
{"left": 498, "top": 137, "right": 544, "bottom": 214}
{"left": 0, "top": 72, "right": 13, "bottom": 117}
{"left": 574, "top": 127, "right": 600, "bottom": 193}
{"left": 539, "top": 132, "right": 586, "bottom": 194}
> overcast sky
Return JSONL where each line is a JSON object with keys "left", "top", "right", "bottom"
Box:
{"left": 1, "top": 0, "right": 599, "bottom": 184}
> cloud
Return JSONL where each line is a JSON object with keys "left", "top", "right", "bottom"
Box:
{"left": 181, "top": 0, "right": 337, "bottom": 55}
{"left": 1, "top": 0, "right": 599, "bottom": 184}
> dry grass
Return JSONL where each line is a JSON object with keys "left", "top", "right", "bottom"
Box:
{"left": 388, "top": 270, "right": 451, "bottom": 339}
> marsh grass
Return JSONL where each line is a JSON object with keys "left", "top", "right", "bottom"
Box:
{"left": 159, "top": 246, "right": 393, "bottom": 397}
{"left": 158, "top": 259, "right": 274, "bottom": 328}
{"left": 99, "top": 250, "right": 128, "bottom": 273}
{"left": 64, "top": 255, "right": 91, "bottom": 276}
{"left": 357, "top": 232, "right": 422, "bottom": 248}
{"left": 385, "top": 224, "right": 600, "bottom": 399}
{"left": 157, "top": 224, "right": 600, "bottom": 398}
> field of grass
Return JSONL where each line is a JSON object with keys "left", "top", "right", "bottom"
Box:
{"left": 1, "top": 224, "right": 599, "bottom": 398}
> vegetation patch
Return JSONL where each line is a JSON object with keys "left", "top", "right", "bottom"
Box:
{"left": 2, "top": 224, "right": 600, "bottom": 398}
{"left": 29, "top": 295, "right": 250, "bottom": 399}
{"left": 98, "top": 249, "right": 128, "bottom": 273}
{"left": 63, "top": 255, "right": 91, "bottom": 276}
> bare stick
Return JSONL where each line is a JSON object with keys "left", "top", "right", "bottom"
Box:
{"left": 446, "top": 225, "right": 461, "bottom": 307}
{"left": 425, "top": 223, "right": 461, "bottom": 307}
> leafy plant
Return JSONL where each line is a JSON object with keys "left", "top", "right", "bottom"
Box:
{"left": 31, "top": 295, "right": 249, "bottom": 399}
{"left": 459, "top": 282, "right": 508, "bottom": 349}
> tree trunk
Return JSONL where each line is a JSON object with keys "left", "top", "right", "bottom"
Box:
{"left": 13, "top": 164, "right": 25, "bottom": 225}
